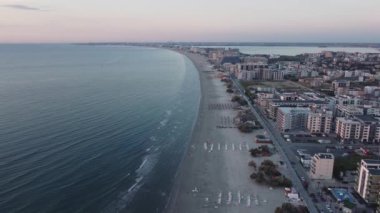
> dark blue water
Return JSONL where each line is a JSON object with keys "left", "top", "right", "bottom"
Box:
{"left": 0, "top": 44, "right": 200, "bottom": 213}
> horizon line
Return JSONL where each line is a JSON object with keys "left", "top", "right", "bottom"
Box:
{"left": 1, "top": 41, "right": 380, "bottom": 46}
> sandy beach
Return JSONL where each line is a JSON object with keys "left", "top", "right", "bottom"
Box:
{"left": 165, "top": 51, "right": 290, "bottom": 213}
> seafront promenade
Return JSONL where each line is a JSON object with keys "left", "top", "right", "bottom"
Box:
{"left": 166, "top": 51, "right": 289, "bottom": 213}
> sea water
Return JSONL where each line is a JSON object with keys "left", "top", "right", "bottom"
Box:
{"left": 0, "top": 44, "right": 200, "bottom": 212}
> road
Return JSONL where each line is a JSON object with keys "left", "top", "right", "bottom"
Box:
{"left": 230, "top": 76, "right": 319, "bottom": 213}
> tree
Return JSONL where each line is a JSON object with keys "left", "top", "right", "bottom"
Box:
{"left": 238, "top": 99, "right": 248, "bottom": 106}
{"left": 275, "top": 203, "right": 309, "bottom": 213}
{"left": 250, "top": 172, "right": 257, "bottom": 179}
{"left": 255, "top": 171, "right": 265, "bottom": 183}
{"left": 226, "top": 88, "right": 233, "bottom": 93}
{"left": 231, "top": 95, "right": 248, "bottom": 106}
{"left": 248, "top": 160, "right": 257, "bottom": 169}
{"left": 237, "top": 122, "right": 255, "bottom": 133}
{"left": 231, "top": 95, "right": 241, "bottom": 102}
{"left": 261, "top": 160, "right": 276, "bottom": 168}
{"left": 237, "top": 110, "right": 256, "bottom": 123}
{"left": 280, "top": 176, "right": 293, "bottom": 187}
{"left": 250, "top": 145, "right": 272, "bottom": 157}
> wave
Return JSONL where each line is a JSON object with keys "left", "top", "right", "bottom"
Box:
{"left": 159, "top": 118, "right": 168, "bottom": 127}
{"left": 159, "top": 109, "right": 173, "bottom": 128}
{"left": 103, "top": 149, "right": 160, "bottom": 212}
{"left": 137, "top": 158, "right": 148, "bottom": 171}
{"left": 127, "top": 176, "right": 143, "bottom": 193}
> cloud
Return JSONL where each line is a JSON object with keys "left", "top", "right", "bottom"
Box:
{"left": 2, "top": 4, "right": 43, "bottom": 11}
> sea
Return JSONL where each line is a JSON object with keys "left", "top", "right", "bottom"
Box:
{"left": 0, "top": 44, "right": 201, "bottom": 213}
{"left": 197, "top": 45, "right": 380, "bottom": 55}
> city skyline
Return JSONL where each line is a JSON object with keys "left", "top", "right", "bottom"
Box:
{"left": 0, "top": 0, "right": 380, "bottom": 43}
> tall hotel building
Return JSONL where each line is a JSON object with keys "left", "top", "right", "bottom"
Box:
{"left": 356, "top": 159, "right": 380, "bottom": 203}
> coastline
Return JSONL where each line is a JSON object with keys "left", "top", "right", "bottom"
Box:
{"left": 165, "top": 50, "right": 289, "bottom": 213}
{"left": 163, "top": 50, "right": 207, "bottom": 211}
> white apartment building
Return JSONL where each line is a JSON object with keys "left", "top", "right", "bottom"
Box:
{"left": 336, "top": 117, "right": 362, "bottom": 141}
{"left": 307, "top": 109, "right": 333, "bottom": 134}
{"left": 337, "top": 95, "right": 363, "bottom": 106}
{"left": 310, "top": 153, "right": 334, "bottom": 180}
{"left": 300, "top": 154, "right": 312, "bottom": 168}
{"left": 336, "top": 105, "right": 364, "bottom": 117}
{"left": 356, "top": 159, "right": 380, "bottom": 203}
{"left": 336, "top": 116, "right": 380, "bottom": 143}
{"left": 277, "top": 107, "right": 310, "bottom": 132}
{"left": 272, "top": 70, "right": 284, "bottom": 81}
{"left": 236, "top": 63, "right": 283, "bottom": 81}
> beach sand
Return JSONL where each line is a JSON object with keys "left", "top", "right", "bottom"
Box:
{"left": 165, "top": 52, "right": 289, "bottom": 213}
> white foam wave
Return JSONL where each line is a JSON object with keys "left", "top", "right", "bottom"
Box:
{"left": 102, "top": 176, "right": 143, "bottom": 213}
{"left": 127, "top": 176, "right": 143, "bottom": 193}
{"left": 103, "top": 153, "right": 160, "bottom": 213}
{"left": 160, "top": 118, "right": 168, "bottom": 127}
{"left": 137, "top": 158, "right": 148, "bottom": 171}
{"left": 136, "top": 153, "right": 158, "bottom": 177}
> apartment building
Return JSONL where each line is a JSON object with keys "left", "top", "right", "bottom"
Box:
{"left": 307, "top": 109, "right": 333, "bottom": 134}
{"left": 236, "top": 63, "right": 269, "bottom": 80}
{"left": 332, "top": 80, "right": 351, "bottom": 96}
{"left": 336, "top": 105, "right": 364, "bottom": 117}
{"left": 267, "top": 100, "right": 326, "bottom": 120}
{"left": 336, "top": 116, "right": 380, "bottom": 143}
{"left": 255, "top": 92, "right": 274, "bottom": 110}
{"left": 277, "top": 107, "right": 310, "bottom": 132}
{"left": 272, "top": 70, "right": 284, "bottom": 81}
{"left": 355, "top": 159, "right": 380, "bottom": 203}
{"left": 236, "top": 63, "right": 284, "bottom": 81}
{"left": 336, "top": 95, "right": 363, "bottom": 106}
{"left": 309, "top": 153, "right": 334, "bottom": 179}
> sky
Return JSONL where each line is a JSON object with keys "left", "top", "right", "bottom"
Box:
{"left": 0, "top": 0, "right": 379, "bottom": 43}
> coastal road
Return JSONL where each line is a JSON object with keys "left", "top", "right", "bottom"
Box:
{"left": 230, "top": 77, "right": 319, "bottom": 213}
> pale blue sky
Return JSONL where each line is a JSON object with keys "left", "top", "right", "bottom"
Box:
{"left": 0, "top": 0, "right": 379, "bottom": 43}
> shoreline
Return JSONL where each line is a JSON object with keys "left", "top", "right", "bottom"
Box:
{"left": 163, "top": 50, "right": 207, "bottom": 211}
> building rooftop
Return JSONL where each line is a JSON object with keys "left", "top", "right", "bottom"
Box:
{"left": 368, "top": 169, "right": 380, "bottom": 176}
{"left": 221, "top": 56, "right": 241, "bottom": 65}
{"left": 336, "top": 117, "right": 361, "bottom": 124}
{"left": 278, "top": 107, "right": 310, "bottom": 114}
{"left": 316, "top": 153, "right": 334, "bottom": 159}
{"left": 301, "top": 155, "right": 311, "bottom": 160}
{"left": 363, "top": 159, "right": 380, "bottom": 165}
{"left": 355, "top": 115, "right": 380, "bottom": 123}
{"left": 272, "top": 100, "right": 326, "bottom": 104}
